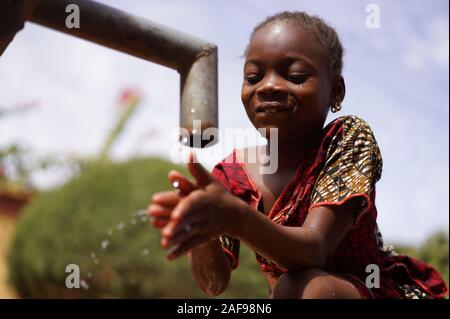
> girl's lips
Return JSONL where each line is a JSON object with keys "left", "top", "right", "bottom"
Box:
{"left": 255, "top": 102, "right": 297, "bottom": 114}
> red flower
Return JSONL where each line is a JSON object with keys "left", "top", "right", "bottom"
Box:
{"left": 119, "top": 88, "right": 140, "bottom": 106}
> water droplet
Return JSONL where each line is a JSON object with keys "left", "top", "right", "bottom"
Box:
{"left": 117, "top": 222, "right": 125, "bottom": 230}
{"left": 80, "top": 280, "right": 89, "bottom": 290}
{"left": 141, "top": 216, "right": 148, "bottom": 222}
{"left": 87, "top": 272, "right": 92, "bottom": 278}
{"left": 172, "top": 180, "right": 180, "bottom": 188}
{"left": 94, "top": 259, "right": 100, "bottom": 265}
{"left": 101, "top": 240, "right": 110, "bottom": 250}
{"left": 142, "top": 248, "right": 149, "bottom": 256}
{"left": 136, "top": 210, "right": 146, "bottom": 216}
{"left": 130, "top": 219, "right": 137, "bottom": 225}
{"left": 90, "top": 252, "right": 96, "bottom": 259}
{"left": 107, "top": 229, "right": 113, "bottom": 236}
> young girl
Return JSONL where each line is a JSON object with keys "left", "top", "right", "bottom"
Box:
{"left": 148, "top": 11, "right": 448, "bottom": 299}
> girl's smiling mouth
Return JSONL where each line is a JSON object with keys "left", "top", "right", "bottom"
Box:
{"left": 255, "top": 102, "right": 297, "bottom": 114}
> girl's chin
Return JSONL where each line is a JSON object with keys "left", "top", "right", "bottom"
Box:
{"left": 254, "top": 118, "right": 282, "bottom": 127}
{"left": 254, "top": 125, "right": 291, "bottom": 140}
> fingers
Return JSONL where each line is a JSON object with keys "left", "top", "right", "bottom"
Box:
{"left": 161, "top": 212, "right": 204, "bottom": 245}
{"left": 152, "top": 217, "right": 169, "bottom": 229}
{"left": 187, "top": 152, "right": 215, "bottom": 187}
{"left": 147, "top": 203, "right": 172, "bottom": 218}
{"left": 164, "top": 221, "right": 204, "bottom": 249}
{"left": 160, "top": 201, "right": 192, "bottom": 240}
{"left": 148, "top": 203, "right": 173, "bottom": 229}
{"left": 149, "top": 192, "right": 179, "bottom": 230}
{"left": 166, "top": 235, "right": 207, "bottom": 260}
{"left": 168, "top": 191, "right": 201, "bottom": 222}
{"left": 151, "top": 191, "right": 180, "bottom": 206}
{"left": 164, "top": 214, "right": 205, "bottom": 242}
{"left": 152, "top": 160, "right": 216, "bottom": 260}
{"left": 168, "top": 170, "right": 197, "bottom": 195}
{"left": 150, "top": 174, "right": 199, "bottom": 237}
{"left": 160, "top": 194, "right": 197, "bottom": 237}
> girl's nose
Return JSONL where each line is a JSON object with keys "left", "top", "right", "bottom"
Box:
{"left": 256, "top": 73, "right": 286, "bottom": 97}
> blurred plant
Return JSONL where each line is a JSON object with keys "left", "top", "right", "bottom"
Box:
{"left": 0, "top": 99, "right": 85, "bottom": 193}
{"left": 1, "top": 88, "right": 145, "bottom": 194}
{"left": 0, "top": 100, "right": 39, "bottom": 194}
{"left": 99, "top": 88, "right": 142, "bottom": 161}
{"left": 8, "top": 158, "right": 268, "bottom": 298}
{"left": 0, "top": 144, "right": 33, "bottom": 193}
{"left": 0, "top": 100, "right": 39, "bottom": 117}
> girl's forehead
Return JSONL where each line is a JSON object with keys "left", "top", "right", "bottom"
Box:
{"left": 250, "top": 22, "right": 316, "bottom": 50}
{"left": 246, "top": 22, "right": 324, "bottom": 64}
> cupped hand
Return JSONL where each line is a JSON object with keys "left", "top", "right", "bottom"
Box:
{"left": 150, "top": 152, "right": 243, "bottom": 260}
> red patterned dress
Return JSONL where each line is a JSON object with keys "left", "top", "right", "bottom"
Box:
{"left": 212, "top": 115, "right": 448, "bottom": 299}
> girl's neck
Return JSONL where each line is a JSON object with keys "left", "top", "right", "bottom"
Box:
{"left": 262, "top": 130, "right": 321, "bottom": 174}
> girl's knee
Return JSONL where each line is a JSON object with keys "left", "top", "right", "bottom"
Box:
{"left": 272, "top": 268, "right": 335, "bottom": 299}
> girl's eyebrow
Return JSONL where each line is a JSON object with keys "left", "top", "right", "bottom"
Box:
{"left": 283, "top": 55, "right": 317, "bottom": 70}
{"left": 244, "top": 59, "right": 263, "bottom": 68}
{"left": 244, "top": 55, "right": 317, "bottom": 71}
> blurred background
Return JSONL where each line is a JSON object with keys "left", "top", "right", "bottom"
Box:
{"left": 0, "top": 0, "right": 448, "bottom": 298}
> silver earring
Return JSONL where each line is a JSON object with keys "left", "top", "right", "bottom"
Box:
{"left": 331, "top": 102, "right": 342, "bottom": 113}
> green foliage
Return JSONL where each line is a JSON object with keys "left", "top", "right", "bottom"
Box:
{"left": 0, "top": 144, "right": 32, "bottom": 191}
{"left": 98, "top": 92, "right": 140, "bottom": 161}
{"left": 8, "top": 157, "right": 267, "bottom": 298}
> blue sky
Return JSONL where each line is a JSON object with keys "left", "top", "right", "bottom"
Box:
{"left": 0, "top": 0, "right": 448, "bottom": 245}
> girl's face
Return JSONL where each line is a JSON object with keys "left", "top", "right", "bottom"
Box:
{"left": 241, "top": 22, "right": 341, "bottom": 142}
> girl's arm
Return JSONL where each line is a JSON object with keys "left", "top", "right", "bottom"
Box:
{"left": 163, "top": 153, "right": 359, "bottom": 271}
{"left": 229, "top": 196, "right": 359, "bottom": 270}
{"left": 187, "top": 239, "right": 231, "bottom": 296}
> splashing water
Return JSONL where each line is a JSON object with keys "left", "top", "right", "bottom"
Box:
{"left": 80, "top": 279, "right": 89, "bottom": 290}
{"left": 135, "top": 210, "right": 147, "bottom": 217}
{"left": 80, "top": 208, "right": 153, "bottom": 292}
{"left": 101, "top": 240, "right": 110, "bottom": 250}
{"left": 141, "top": 216, "right": 148, "bottom": 222}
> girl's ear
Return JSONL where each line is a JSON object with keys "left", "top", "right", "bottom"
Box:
{"left": 330, "top": 75, "right": 346, "bottom": 106}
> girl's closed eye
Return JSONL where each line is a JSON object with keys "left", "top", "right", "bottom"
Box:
{"left": 287, "top": 73, "right": 310, "bottom": 85}
{"left": 244, "top": 72, "right": 310, "bottom": 85}
{"left": 244, "top": 73, "right": 263, "bottom": 85}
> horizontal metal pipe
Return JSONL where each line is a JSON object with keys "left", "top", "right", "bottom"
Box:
{"left": 28, "top": 0, "right": 218, "bottom": 147}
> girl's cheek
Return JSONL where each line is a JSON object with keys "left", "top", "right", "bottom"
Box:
{"left": 297, "top": 82, "right": 320, "bottom": 100}
{"left": 241, "top": 88, "right": 252, "bottom": 108}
